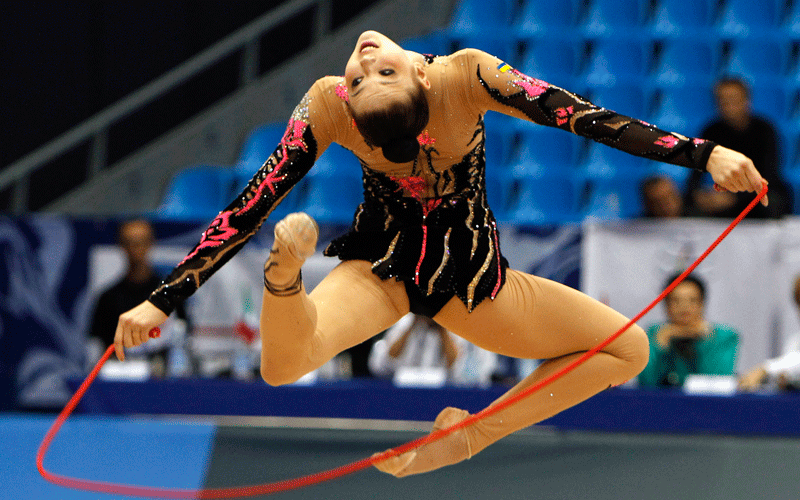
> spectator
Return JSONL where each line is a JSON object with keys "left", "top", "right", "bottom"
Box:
{"left": 739, "top": 275, "right": 800, "bottom": 392}
{"left": 686, "top": 77, "right": 792, "bottom": 218}
{"left": 369, "top": 313, "right": 496, "bottom": 386}
{"left": 638, "top": 273, "right": 740, "bottom": 388}
{"left": 88, "top": 220, "right": 186, "bottom": 377}
{"left": 641, "top": 175, "right": 685, "bottom": 218}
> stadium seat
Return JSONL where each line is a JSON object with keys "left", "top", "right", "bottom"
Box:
{"left": 514, "top": 0, "right": 579, "bottom": 37}
{"left": 722, "top": 39, "right": 789, "bottom": 85}
{"left": 583, "top": 39, "right": 648, "bottom": 87}
{"left": 483, "top": 113, "right": 517, "bottom": 169}
{"left": 157, "top": 165, "right": 236, "bottom": 221}
{"left": 236, "top": 122, "right": 285, "bottom": 175}
{"left": 517, "top": 38, "right": 585, "bottom": 88}
{"left": 651, "top": 39, "right": 718, "bottom": 87}
{"left": 784, "top": 0, "right": 800, "bottom": 38}
{"left": 648, "top": 85, "right": 716, "bottom": 135}
{"left": 400, "top": 31, "right": 450, "bottom": 56}
{"left": 715, "top": 0, "right": 782, "bottom": 38}
{"left": 298, "top": 143, "right": 363, "bottom": 224}
{"left": 448, "top": 0, "right": 515, "bottom": 36}
{"left": 648, "top": 0, "right": 715, "bottom": 38}
{"left": 447, "top": 34, "right": 516, "bottom": 65}
{"left": 582, "top": 141, "right": 650, "bottom": 181}
{"left": 507, "top": 169, "right": 585, "bottom": 224}
{"left": 749, "top": 82, "right": 791, "bottom": 122}
{"left": 512, "top": 124, "right": 582, "bottom": 177}
{"left": 580, "top": 0, "right": 648, "bottom": 39}
{"left": 582, "top": 174, "right": 650, "bottom": 220}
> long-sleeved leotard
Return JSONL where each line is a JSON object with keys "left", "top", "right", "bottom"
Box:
{"left": 148, "top": 49, "right": 716, "bottom": 316}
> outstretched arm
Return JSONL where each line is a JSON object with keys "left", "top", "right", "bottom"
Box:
{"left": 114, "top": 90, "right": 330, "bottom": 360}
{"left": 464, "top": 49, "right": 766, "bottom": 200}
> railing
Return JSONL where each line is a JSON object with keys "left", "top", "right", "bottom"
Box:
{"left": 0, "top": 0, "right": 330, "bottom": 213}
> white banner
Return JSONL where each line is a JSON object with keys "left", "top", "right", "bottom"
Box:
{"left": 582, "top": 217, "right": 800, "bottom": 373}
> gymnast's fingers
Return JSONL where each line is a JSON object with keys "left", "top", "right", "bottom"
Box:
{"left": 743, "top": 165, "right": 769, "bottom": 206}
{"left": 113, "top": 321, "right": 125, "bottom": 361}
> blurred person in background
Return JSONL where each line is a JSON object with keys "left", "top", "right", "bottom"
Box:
{"left": 369, "top": 313, "right": 496, "bottom": 386}
{"left": 638, "top": 273, "right": 739, "bottom": 388}
{"left": 641, "top": 175, "right": 686, "bottom": 218}
{"left": 88, "top": 219, "right": 187, "bottom": 377}
{"left": 686, "top": 77, "right": 791, "bottom": 218}
{"left": 739, "top": 275, "right": 800, "bottom": 392}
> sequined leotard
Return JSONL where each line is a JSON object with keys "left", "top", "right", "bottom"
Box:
{"left": 147, "top": 49, "right": 716, "bottom": 316}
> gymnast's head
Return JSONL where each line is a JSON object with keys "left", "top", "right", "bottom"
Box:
{"left": 345, "top": 30, "right": 430, "bottom": 163}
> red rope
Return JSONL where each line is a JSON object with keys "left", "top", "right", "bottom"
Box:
{"left": 37, "top": 184, "right": 768, "bottom": 498}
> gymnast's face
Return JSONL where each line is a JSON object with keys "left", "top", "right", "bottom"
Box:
{"left": 344, "top": 31, "right": 429, "bottom": 117}
{"left": 665, "top": 282, "right": 705, "bottom": 327}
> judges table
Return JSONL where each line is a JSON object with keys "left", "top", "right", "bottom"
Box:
{"left": 68, "top": 378, "right": 800, "bottom": 437}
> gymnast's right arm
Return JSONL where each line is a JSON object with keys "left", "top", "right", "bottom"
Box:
{"left": 113, "top": 81, "right": 337, "bottom": 361}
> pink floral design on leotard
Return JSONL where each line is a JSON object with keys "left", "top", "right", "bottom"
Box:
{"left": 509, "top": 69, "right": 548, "bottom": 100}
{"left": 417, "top": 130, "right": 436, "bottom": 146}
{"left": 335, "top": 82, "right": 349, "bottom": 102}
{"left": 392, "top": 175, "right": 427, "bottom": 200}
{"left": 693, "top": 138, "right": 707, "bottom": 145}
{"left": 239, "top": 117, "right": 309, "bottom": 215}
{"left": 655, "top": 135, "right": 679, "bottom": 148}
{"left": 179, "top": 211, "right": 238, "bottom": 265}
{"left": 554, "top": 106, "right": 574, "bottom": 126}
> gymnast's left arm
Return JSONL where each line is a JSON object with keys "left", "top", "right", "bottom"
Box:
{"left": 463, "top": 49, "right": 767, "bottom": 205}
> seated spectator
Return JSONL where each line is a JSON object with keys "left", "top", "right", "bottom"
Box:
{"left": 638, "top": 273, "right": 740, "bottom": 388}
{"left": 368, "top": 313, "right": 496, "bottom": 386}
{"left": 686, "top": 77, "right": 792, "bottom": 218}
{"left": 88, "top": 219, "right": 188, "bottom": 377}
{"left": 739, "top": 275, "right": 800, "bottom": 392}
{"left": 641, "top": 175, "right": 685, "bottom": 218}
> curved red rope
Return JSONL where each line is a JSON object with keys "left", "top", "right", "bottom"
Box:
{"left": 37, "top": 184, "right": 768, "bottom": 498}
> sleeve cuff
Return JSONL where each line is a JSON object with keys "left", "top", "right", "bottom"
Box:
{"left": 147, "top": 294, "right": 175, "bottom": 317}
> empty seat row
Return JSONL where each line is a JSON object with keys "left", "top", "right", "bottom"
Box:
{"left": 449, "top": 0, "right": 800, "bottom": 40}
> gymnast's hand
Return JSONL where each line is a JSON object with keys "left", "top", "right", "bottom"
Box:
{"left": 113, "top": 300, "right": 168, "bottom": 361}
{"left": 372, "top": 407, "right": 472, "bottom": 477}
{"left": 705, "top": 145, "right": 768, "bottom": 207}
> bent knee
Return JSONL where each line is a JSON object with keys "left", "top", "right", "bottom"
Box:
{"left": 621, "top": 324, "right": 649, "bottom": 376}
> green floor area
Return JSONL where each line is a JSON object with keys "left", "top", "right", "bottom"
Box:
{"left": 204, "top": 425, "right": 800, "bottom": 500}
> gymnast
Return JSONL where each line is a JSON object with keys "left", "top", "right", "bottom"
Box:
{"left": 113, "top": 31, "right": 768, "bottom": 477}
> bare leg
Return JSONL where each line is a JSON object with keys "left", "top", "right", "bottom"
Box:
{"left": 259, "top": 213, "right": 410, "bottom": 385}
{"left": 376, "top": 270, "right": 649, "bottom": 476}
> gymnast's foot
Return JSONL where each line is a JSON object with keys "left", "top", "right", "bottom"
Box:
{"left": 264, "top": 212, "right": 318, "bottom": 289}
{"left": 373, "top": 407, "right": 473, "bottom": 478}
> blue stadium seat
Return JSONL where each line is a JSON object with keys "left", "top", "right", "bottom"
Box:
{"left": 587, "top": 85, "right": 650, "bottom": 120}
{"left": 648, "top": 0, "right": 715, "bottom": 38}
{"left": 582, "top": 141, "right": 650, "bottom": 181}
{"left": 749, "top": 82, "right": 791, "bottom": 122}
{"left": 647, "top": 85, "right": 716, "bottom": 135}
{"left": 514, "top": 0, "right": 579, "bottom": 37}
{"left": 580, "top": 0, "right": 648, "bottom": 39}
{"left": 784, "top": 0, "right": 800, "bottom": 38}
{"left": 651, "top": 39, "right": 718, "bottom": 87}
{"left": 448, "top": 0, "right": 515, "bottom": 36}
{"left": 157, "top": 165, "right": 236, "bottom": 222}
{"left": 512, "top": 124, "right": 583, "bottom": 177}
{"left": 448, "top": 34, "right": 516, "bottom": 65}
{"left": 236, "top": 122, "right": 285, "bottom": 175}
{"left": 298, "top": 144, "right": 363, "bottom": 224}
{"left": 518, "top": 38, "right": 585, "bottom": 89}
{"left": 507, "top": 169, "right": 585, "bottom": 224}
{"left": 483, "top": 113, "right": 517, "bottom": 169}
{"left": 722, "top": 39, "right": 789, "bottom": 85}
{"left": 715, "top": 0, "right": 782, "bottom": 38}
{"left": 582, "top": 174, "right": 651, "bottom": 220}
{"left": 583, "top": 39, "right": 648, "bottom": 87}
{"left": 400, "top": 31, "right": 450, "bottom": 56}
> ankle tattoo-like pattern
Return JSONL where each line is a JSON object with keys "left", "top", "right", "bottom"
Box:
{"left": 263, "top": 250, "right": 303, "bottom": 296}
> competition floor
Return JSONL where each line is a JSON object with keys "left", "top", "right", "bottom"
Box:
{"left": 5, "top": 413, "right": 800, "bottom": 500}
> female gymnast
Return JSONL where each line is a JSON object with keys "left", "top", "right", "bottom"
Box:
{"left": 113, "top": 31, "right": 768, "bottom": 477}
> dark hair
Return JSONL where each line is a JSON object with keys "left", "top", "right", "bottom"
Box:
{"left": 351, "top": 84, "right": 429, "bottom": 163}
{"left": 664, "top": 273, "right": 706, "bottom": 303}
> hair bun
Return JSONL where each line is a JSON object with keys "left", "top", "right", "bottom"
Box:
{"left": 381, "top": 136, "right": 419, "bottom": 163}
